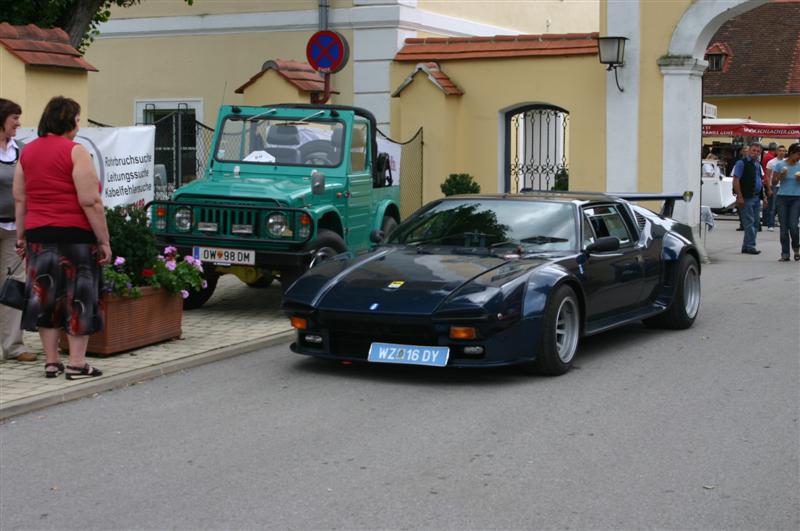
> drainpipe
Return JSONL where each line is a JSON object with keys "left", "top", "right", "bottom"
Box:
{"left": 319, "top": 0, "right": 329, "bottom": 31}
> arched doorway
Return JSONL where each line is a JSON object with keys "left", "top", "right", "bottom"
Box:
{"left": 504, "top": 104, "right": 569, "bottom": 193}
{"left": 660, "top": 0, "right": 767, "bottom": 226}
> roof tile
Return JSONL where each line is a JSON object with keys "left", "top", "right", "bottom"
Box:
{"left": 703, "top": 1, "right": 800, "bottom": 96}
{"left": 395, "top": 32, "right": 599, "bottom": 62}
{"left": 235, "top": 59, "right": 334, "bottom": 95}
{"left": 0, "top": 23, "right": 96, "bottom": 71}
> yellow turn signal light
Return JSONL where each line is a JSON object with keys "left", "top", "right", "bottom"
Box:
{"left": 449, "top": 326, "right": 477, "bottom": 340}
{"left": 290, "top": 316, "right": 308, "bottom": 330}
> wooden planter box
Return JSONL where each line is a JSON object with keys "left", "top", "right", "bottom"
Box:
{"left": 60, "top": 287, "right": 183, "bottom": 356}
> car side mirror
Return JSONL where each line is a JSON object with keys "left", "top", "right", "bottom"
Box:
{"left": 311, "top": 170, "right": 325, "bottom": 195}
{"left": 585, "top": 236, "right": 620, "bottom": 254}
{"left": 369, "top": 229, "right": 385, "bottom": 244}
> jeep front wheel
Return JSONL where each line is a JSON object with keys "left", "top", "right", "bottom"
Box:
{"left": 183, "top": 269, "right": 219, "bottom": 310}
{"left": 281, "top": 229, "right": 347, "bottom": 293}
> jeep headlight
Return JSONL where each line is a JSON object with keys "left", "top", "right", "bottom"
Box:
{"left": 174, "top": 208, "right": 192, "bottom": 232}
{"left": 267, "top": 213, "right": 288, "bottom": 237}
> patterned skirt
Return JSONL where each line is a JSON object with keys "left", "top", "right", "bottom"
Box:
{"left": 21, "top": 242, "right": 104, "bottom": 336}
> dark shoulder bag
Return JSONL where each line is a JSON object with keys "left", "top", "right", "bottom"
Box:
{"left": 0, "top": 261, "right": 26, "bottom": 310}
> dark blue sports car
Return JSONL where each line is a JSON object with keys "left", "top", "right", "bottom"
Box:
{"left": 283, "top": 192, "right": 700, "bottom": 375}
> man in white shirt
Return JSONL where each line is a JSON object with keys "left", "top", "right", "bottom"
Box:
{"left": 763, "top": 145, "right": 786, "bottom": 231}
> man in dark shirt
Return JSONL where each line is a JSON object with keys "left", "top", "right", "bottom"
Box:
{"left": 732, "top": 142, "right": 765, "bottom": 254}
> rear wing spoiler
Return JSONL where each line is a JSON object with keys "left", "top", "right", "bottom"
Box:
{"left": 612, "top": 192, "right": 693, "bottom": 218}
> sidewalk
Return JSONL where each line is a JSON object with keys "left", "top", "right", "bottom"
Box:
{"left": 0, "top": 275, "right": 293, "bottom": 420}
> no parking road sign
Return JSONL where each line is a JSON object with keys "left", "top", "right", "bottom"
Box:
{"left": 306, "top": 30, "right": 349, "bottom": 73}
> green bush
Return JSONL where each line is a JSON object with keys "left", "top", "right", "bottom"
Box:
{"left": 552, "top": 169, "right": 569, "bottom": 191}
{"left": 441, "top": 173, "right": 481, "bottom": 196}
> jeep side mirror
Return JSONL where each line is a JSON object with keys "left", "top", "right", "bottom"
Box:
{"left": 585, "top": 236, "right": 620, "bottom": 254}
{"left": 369, "top": 229, "right": 385, "bottom": 244}
{"left": 311, "top": 170, "right": 325, "bottom": 195}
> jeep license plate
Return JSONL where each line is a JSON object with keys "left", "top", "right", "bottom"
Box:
{"left": 193, "top": 246, "right": 255, "bottom": 265}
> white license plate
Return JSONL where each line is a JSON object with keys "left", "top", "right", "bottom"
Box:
{"left": 193, "top": 246, "right": 255, "bottom": 265}
{"left": 368, "top": 342, "right": 449, "bottom": 367}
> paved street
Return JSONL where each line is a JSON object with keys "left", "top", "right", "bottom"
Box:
{"left": 0, "top": 219, "right": 798, "bottom": 530}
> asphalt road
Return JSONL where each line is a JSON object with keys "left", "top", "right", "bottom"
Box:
{"left": 1, "top": 221, "right": 798, "bottom": 530}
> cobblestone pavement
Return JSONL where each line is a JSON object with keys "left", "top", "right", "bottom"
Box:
{"left": 0, "top": 275, "right": 292, "bottom": 419}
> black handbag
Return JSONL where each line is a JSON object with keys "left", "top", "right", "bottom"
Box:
{"left": 0, "top": 262, "right": 26, "bottom": 310}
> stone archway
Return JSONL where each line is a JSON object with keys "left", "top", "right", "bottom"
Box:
{"left": 660, "top": 0, "right": 767, "bottom": 228}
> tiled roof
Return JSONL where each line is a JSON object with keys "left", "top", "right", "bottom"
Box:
{"left": 392, "top": 62, "right": 463, "bottom": 97}
{"left": 0, "top": 23, "right": 97, "bottom": 71}
{"left": 703, "top": 0, "right": 800, "bottom": 96}
{"left": 235, "top": 59, "right": 332, "bottom": 94}
{"left": 395, "top": 33, "right": 599, "bottom": 62}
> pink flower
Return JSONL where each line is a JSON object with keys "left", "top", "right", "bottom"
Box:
{"left": 114, "top": 256, "right": 126, "bottom": 266}
{"left": 180, "top": 290, "right": 189, "bottom": 299}
{"left": 201, "top": 280, "right": 208, "bottom": 289}
{"left": 166, "top": 260, "right": 177, "bottom": 271}
{"left": 164, "top": 246, "right": 177, "bottom": 256}
{"left": 183, "top": 255, "right": 195, "bottom": 265}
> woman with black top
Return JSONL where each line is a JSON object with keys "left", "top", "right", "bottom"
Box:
{"left": 12, "top": 96, "right": 111, "bottom": 378}
{"left": 0, "top": 98, "right": 36, "bottom": 363}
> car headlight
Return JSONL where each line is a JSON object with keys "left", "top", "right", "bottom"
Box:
{"left": 174, "top": 208, "right": 192, "bottom": 232}
{"left": 267, "top": 213, "right": 288, "bottom": 237}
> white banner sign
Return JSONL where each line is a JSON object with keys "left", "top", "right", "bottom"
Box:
{"left": 377, "top": 137, "right": 402, "bottom": 187}
{"left": 17, "top": 126, "right": 156, "bottom": 209}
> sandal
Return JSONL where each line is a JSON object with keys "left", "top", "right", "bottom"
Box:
{"left": 794, "top": 252, "right": 800, "bottom": 262}
{"left": 65, "top": 363, "right": 103, "bottom": 380}
{"left": 779, "top": 256, "right": 790, "bottom": 262}
{"left": 44, "top": 362, "right": 65, "bottom": 379}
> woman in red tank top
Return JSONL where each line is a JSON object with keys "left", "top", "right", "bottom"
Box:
{"left": 12, "top": 97, "right": 111, "bottom": 379}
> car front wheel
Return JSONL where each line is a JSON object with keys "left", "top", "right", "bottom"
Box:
{"left": 281, "top": 229, "right": 347, "bottom": 293}
{"left": 524, "top": 284, "right": 581, "bottom": 376}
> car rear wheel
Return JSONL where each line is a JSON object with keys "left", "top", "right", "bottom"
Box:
{"left": 525, "top": 284, "right": 581, "bottom": 376}
{"left": 281, "top": 229, "right": 347, "bottom": 293}
{"left": 643, "top": 254, "right": 700, "bottom": 329}
{"left": 183, "top": 270, "right": 219, "bottom": 310}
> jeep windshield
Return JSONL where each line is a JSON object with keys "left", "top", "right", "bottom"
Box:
{"left": 215, "top": 115, "right": 345, "bottom": 168}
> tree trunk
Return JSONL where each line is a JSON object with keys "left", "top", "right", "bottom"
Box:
{"left": 57, "top": 0, "right": 107, "bottom": 50}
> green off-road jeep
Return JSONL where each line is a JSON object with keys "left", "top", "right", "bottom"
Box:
{"left": 151, "top": 104, "right": 400, "bottom": 308}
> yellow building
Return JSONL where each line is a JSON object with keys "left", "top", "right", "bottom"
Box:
{"left": 86, "top": 0, "right": 795, "bottom": 237}
{"left": 0, "top": 23, "right": 96, "bottom": 122}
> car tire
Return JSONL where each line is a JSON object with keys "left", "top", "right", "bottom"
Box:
{"left": 643, "top": 254, "right": 700, "bottom": 329}
{"left": 281, "top": 229, "right": 347, "bottom": 293}
{"left": 183, "top": 270, "right": 219, "bottom": 310}
{"left": 246, "top": 276, "right": 275, "bottom": 289}
{"left": 524, "top": 284, "right": 581, "bottom": 376}
{"left": 380, "top": 216, "right": 398, "bottom": 240}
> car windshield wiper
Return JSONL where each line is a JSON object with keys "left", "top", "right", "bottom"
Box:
{"left": 519, "top": 235, "right": 569, "bottom": 245}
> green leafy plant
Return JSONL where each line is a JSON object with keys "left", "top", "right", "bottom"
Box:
{"left": 103, "top": 207, "right": 204, "bottom": 299}
{"left": 440, "top": 173, "right": 481, "bottom": 196}
{"left": 552, "top": 168, "right": 569, "bottom": 191}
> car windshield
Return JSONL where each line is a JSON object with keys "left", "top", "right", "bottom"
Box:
{"left": 389, "top": 199, "right": 577, "bottom": 252}
{"left": 215, "top": 115, "right": 344, "bottom": 167}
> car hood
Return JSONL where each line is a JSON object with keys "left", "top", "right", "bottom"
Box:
{"left": 292, "top": 246, "right": 547, "bottom": 315}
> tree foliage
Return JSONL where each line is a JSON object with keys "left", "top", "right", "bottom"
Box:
{"left": 2, "top": 0, "right": 192, "bottom": 51}
{"left": 441, "top": 173, "right": 481, "bottom": 196}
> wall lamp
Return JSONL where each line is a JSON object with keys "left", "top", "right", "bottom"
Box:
{"left": 598, "top": 36, "right": 628, "bottom": 92}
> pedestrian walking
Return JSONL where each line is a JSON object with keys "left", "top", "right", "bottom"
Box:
{"left": 764, "top": 145, "right": 786, "bottom": 231}
{"left": 12, "top": 96, "right": 111, "bottom": 378}
{"left": 0, "top": 98, "right": 36, "bottom": 363}
{"left": 732, "top": 142, "right": 765, "bottom": 254}
{"left": 771, "top": 143, "right": 800, "bottom": 262}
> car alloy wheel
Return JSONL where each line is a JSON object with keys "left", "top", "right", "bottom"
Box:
{"left": 682, "top": 263, "right": 700, "bottom": 319}
{"left": 555, "top": 296, "right": 580, "bottom": 364}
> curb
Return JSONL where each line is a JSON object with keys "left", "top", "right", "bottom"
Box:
{"left": 0, "top": 331, "right": 294, "bottom": 422}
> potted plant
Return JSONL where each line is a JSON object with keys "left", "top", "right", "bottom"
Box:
{"left": 60, "top": 206, "right": 205, "bottom": 356}
{"left": 441, "top": 173, "right": 481, "bottom": 196}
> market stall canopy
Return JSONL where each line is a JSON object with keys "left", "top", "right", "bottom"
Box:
{"left": 702, "top": 119, "right": 800, "bottom": 138}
